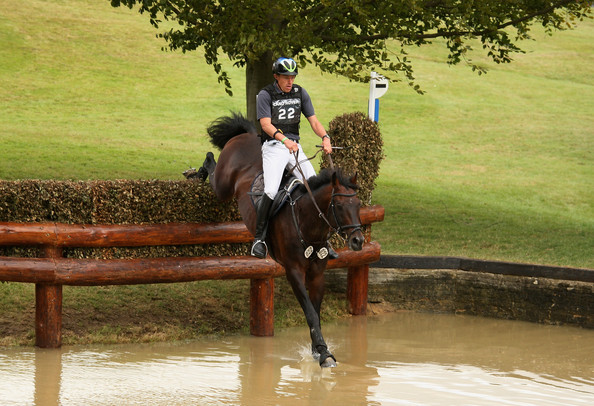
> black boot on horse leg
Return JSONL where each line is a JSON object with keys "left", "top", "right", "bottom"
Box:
{"left": 251, "top": 194, "right": 274, "bottom": 258}
{"left": 308, "top": 319, "right": 337, "bottom": 368}
{"left": 197, "top": 151, "right": 216, "bottom": 182}
{"left": 315, "top": 345, "right": 337, "bottom": 368}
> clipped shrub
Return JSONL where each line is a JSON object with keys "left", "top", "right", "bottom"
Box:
{"left": 322, "top": 111, "right": 384, "bottom": 206}
{"left": 318, "top": 112, "right": 384, "bottom": 249}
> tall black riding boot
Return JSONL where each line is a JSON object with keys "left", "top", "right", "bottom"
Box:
{"left": 251, "top": 194, "right": 274, "bottom": 258}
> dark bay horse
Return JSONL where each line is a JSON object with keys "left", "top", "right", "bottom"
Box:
{"left": 198, "top": 113, "right": 364, "bottom": 368}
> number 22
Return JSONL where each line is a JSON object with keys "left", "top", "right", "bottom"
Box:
{"left": 278, "top": 108, "right": 295, "bottom": 120}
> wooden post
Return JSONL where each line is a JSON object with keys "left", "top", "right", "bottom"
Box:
{"left": 35, "top": 284, "right": 62, "bottom": 348}
{"left": 250, "top": 278, "right": 275, "bottom": 336}
{"left": 347, "top": 264, "right": 369, "bottom": 315}
{"left": 36, "top": 245, "right": 63, "bottom": 348}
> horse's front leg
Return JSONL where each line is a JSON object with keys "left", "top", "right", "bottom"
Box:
{"left": 286, "top": 267, "right": 337, "bottom": 368}
{"left": 307, "top": 268, "right": 337, "bottom": 368}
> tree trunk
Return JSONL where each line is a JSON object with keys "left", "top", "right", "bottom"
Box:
{"left": 245, "top": 51, "right": 274, "bottom": 131}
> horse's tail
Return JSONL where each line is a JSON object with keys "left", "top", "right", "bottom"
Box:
{"left": 206, "top": 112, "right": 258, "bottom": 150}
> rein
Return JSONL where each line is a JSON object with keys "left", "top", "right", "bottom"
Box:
{"left": 292, "top": 150, "right": 334, "bottom": 230}
{"left": 290, "top": 150, "right": 362, "bottom": 252}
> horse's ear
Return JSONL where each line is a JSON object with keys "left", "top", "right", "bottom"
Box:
{"left": 350, "top": 172, "right": 358, "bottom": 185}
{"left": 331, "top": 171, "right": 340, "bottom": 188}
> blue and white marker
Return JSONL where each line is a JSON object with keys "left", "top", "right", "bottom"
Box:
{"left": 368, "top": 71, "right": 389, "bottom": 123}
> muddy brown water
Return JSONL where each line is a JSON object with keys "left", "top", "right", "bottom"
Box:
{"left": 1, "top": 312, "right": 593, "bottom": 405}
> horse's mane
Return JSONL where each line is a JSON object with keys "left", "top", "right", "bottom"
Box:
{"left": 207, "top": 112, "right": 257, "bottom": 150}
{"left": 299, "top": 168, "right": 359, "bottom": 192}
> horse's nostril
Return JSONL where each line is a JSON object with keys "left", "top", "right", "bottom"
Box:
{"left": 350, "top": 234, "right": 364, "bottom": 251}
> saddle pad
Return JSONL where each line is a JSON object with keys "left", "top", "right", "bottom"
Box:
{"left": 249, "top": 172, "right": 303, "bottom": 216}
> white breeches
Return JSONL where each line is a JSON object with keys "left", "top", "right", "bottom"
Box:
{"left": 261, "top": 140, "right": 317, "bottom": 199}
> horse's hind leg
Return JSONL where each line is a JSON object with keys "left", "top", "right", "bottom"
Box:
{"left": 197, "top": 151, "right": 216, "bottom": 183}
{"left": 197, "top": 151, "right": 235, "bottom": 202}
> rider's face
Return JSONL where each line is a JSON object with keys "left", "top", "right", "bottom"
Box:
{"left": 275, "top": 74, "right": 296, "bottom": 93}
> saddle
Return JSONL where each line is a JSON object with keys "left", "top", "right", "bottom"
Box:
{"left": 249, "top": 171, "right": 303, "bottom": 217}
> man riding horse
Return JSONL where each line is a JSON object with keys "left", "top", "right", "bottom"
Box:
{"left": 252, "top": 57, "right": 338, "bottom": 260}
{"left": 196, "top": 58, "right": 365, "bottom": 368}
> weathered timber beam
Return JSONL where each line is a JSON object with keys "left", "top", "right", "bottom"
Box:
{"left": 360, "top": 204, "right": 385, "bottom": 224}
{"left": 0, "top": 256, "right": 283, "bottom": 285}
{"left": 250, "top": 278, "right": 275, "bottom": 337}
{"left": 0, "top": 241, "right": 380, "bottom": 285}
{"left": 327, "top": 241, "right": 381, "bottom": 270}
{"left": 0, "top": 222, "right": 253, "bottom": 247}
{"left": 0, "top": 206, "right": 384, "bottom": 248}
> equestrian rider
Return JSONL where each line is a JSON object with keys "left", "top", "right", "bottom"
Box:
{"left": 251, "top": 57, "right": 335, "bottom": 259}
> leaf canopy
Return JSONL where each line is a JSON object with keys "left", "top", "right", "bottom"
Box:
{"left": 110, "top": 0, "right": 591, "bottom": 95}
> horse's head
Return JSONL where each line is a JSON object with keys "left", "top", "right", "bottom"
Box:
{"left": 329, "top": 171, "right": 364, "bottom": 251}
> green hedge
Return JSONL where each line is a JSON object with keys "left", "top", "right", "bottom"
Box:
{"left": 0, "top": 180, "right": 246, "bottom": 258}
{"left": 0, "top": 179, "right": 239, "bottom": 224}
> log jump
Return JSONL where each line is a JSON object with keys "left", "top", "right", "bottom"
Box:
{"left": 0, "top": 205, "right": 384, "bottom": 348}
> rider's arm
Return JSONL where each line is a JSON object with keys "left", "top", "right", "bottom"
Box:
{"left": 257, "top": 90, "right": 289, "bottom": 144}
{"left": 306, "top": 115, "right": 332, "bottom": 154}
{"left": 260, "top": 117, "right": 279, "bottom": 140}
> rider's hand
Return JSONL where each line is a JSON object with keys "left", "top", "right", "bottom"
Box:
{"left": 322, "top": 135, "right": 332, "bottom": 154}
{"left": 284, "top": 139, "right": 299, "bottom": 153}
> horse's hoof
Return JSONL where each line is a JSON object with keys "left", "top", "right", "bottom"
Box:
{"left": 195, "top": 166, "right": 208, "bottom": 181}
{"left": 327, "top": 245, "right": 339, "bottom": 259}
{"left": 320, "top": 357, "right": 337, "bottom": 368}
{"left": 204, "top": 151, "right": 215, "bottom": 164}
{"left": 316, "top": 347, "right": 337, "bottom": 368}
{"left": 203, "top": 151, "right": 216, "bottom": 170}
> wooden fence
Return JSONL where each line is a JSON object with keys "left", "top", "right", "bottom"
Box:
{"left": 0, "top": 205, "right": 384, "bottom": 348}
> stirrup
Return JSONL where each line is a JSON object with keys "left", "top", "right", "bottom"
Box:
{"left": 251, "top": 239, "right": 268, "bottom": 258}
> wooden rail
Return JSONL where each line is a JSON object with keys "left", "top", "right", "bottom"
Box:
{"left": 0, "top": 205, "right": 384, "bottom": 348}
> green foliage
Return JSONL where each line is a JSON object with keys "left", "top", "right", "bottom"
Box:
{"left": 323, "top": 112, "right": 384, "bottom": 206}
{"left": 109, "top": 0, "right": 591, "bottom": 95}
{"left": 0, "top": 179, "right": 238, "bottom": 224}
{"left": 0, "top": 179, "right": 247, "bottom": 258}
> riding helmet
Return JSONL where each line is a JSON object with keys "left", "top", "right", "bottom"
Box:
{"left": 272, "top": 57, "right": 298, "bottom": 76}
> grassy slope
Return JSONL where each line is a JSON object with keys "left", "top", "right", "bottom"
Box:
{"left": 372, "top": 23, "right": 594, "bottom": 267}
{"left": 0, "top": 0, "right": 592, "bottom": 270}
{"left": 0, "top": 0, "right": 243, "bottom": 179}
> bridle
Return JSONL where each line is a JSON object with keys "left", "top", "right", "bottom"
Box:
{"left": 328, "top": 189, "right": 363, "bottom": 241}
{"left": 287, "top": 184, "right": 362, "bottom": 253}
{"left": 289, "top": 150, "right": 362, "bottom": 249}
